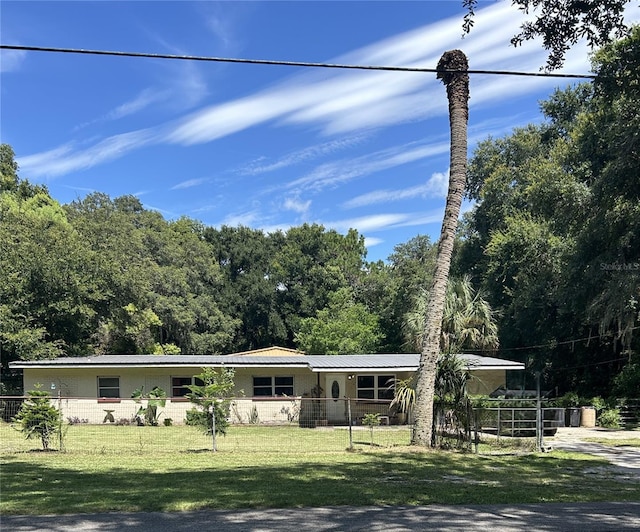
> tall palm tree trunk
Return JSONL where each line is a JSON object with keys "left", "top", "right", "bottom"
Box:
{"left": 412, "top": 50, "right": 469, "bottom": 446}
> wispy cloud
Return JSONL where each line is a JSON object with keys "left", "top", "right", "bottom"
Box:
{"left": 171, "top": 178, "right": 208, "bottom": 190}
{"left": 18, "top": 1, "right": 596, "bottom": 179}
{"left": 344, "top": 169, "right": 449, "bottom": 209}
{"left": 73, "top": 89, "right": 170, "bottom": 132}
{"left": 239, "top": 135, "right": 368, "bottom": 176}
{"left": 19, "top": 129, "right": 157, "bottom": 178}
{"left": 106, "top": 89, "right": 169, "bottom": 120}
{"left": 284, "top": 140, "right": 450, "bottom": 195}
{"left": 220, "top": 209, "right": 264, "bottom": 227}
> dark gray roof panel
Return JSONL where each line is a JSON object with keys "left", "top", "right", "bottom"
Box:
{"left": 10, "top": 353, "right": 524, "bottom": 370}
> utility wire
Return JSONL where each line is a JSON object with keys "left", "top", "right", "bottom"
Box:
{"left": 465, "top": 326, "right": 640, "bottom": 354}
{"left": 0, "top": 44, "right": 597, "bottom": 79}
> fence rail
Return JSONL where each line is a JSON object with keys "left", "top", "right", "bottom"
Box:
{"left": 476, "top": 407, "right": 565, "bottom": 438}
{"left": 618, "top": 399, "right": 640, "bottom": 429}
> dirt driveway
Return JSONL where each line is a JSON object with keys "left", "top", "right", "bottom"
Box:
{"left": 547, "top": 427, "right": 640, "bottom": 477}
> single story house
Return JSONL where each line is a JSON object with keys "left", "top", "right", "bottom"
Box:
{"left": 10, "top": 347, "right": 524, "bottom": 425}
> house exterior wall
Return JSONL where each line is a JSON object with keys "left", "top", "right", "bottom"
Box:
{"left": 468, "top": 369, "right": 505, "bottom": 396}
{"left": 20, "top": 366, "right": 508, "bottom": 425}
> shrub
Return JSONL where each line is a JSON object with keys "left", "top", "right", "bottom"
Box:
{"left": 598, "top": 408, "right": 621, "bottom": 428}
{"left": 132, "top": 386, "right": 167, "bottom": 426}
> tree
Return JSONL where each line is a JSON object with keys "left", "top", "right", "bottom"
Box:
{"left": 272, "top": 224, "right": 367, "bottom": 346}
{"left": 186, "top": 368, "right": 236, "bottom": 437}
{"left": 456, "top": 29, "right": 640, "bottom": 396}
{"left": 13, "top": 386, "right": 61, "bottom": 451}
{"left": 412, "top": 50, "right": 469, "bottom": 447}
{"left": 462, "top": 0, "right": 631, "bottom": 70}
{"left": 404, "top": 275, "right": 498, "bottom": 353}
{"left": 205, "top": 225, "right": 285, "bottom": 351}
{"left": 294, "top": 287, "right": 384, "bottom": 355}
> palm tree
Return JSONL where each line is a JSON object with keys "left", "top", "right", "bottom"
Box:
{"left": 404, "top": 275, "right": 499, "bottom": 353}
{"left": 412, "top": 50, "right": 469, "bottom": 447}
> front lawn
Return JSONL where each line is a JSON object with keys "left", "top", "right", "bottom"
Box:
{"left": 2, "top": 423, "right": 639, "bottom": 515}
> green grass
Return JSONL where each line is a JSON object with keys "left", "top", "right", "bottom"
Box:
{"left": 2, "top": 423, "right": 639, "bottom": 515}
{"left": 583, "top": 437, "right": 640, "bottom": 448}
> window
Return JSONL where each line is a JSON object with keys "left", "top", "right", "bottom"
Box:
{"left": 98, "top": 377, "right": 120, "bottom": 398}
{"left": 171, "top": 376, "right": 204, "bottom": 397}
{"left": 252, "top": 376, "right": 294, "bottom": 397}
{"left": 356, "top": 375, "right": 394, "bottom": 400}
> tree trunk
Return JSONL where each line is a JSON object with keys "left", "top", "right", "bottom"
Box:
{"left": 412, "top": 50, "right": 469, "bottom": 446}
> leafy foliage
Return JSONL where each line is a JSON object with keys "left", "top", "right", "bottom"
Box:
{"left": 186, "top": 368, "right": 236, "bottom": 436}
{"left": 404, "top": 275, "right": 498, "bottom": 353}
{"left": 295, "top": 288, "right": 383, "bottom": 355}
{"left": 458, "top": 29, "right": 640, "bottom": 395}
{"left": 462, "top": 0, "right": 631, "bottom": 70}
{"left": 131, "top": 386, "right": 167, "bottom": 426}
{"left": 13, "top": 386, "right": 61, "bottom": 450}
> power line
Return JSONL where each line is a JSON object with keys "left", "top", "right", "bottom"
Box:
{"left": 466, "top": 325, "right": 640, "bottom": 354}
{"left": 0, "top": 44, "right": 597, "bottom": 79}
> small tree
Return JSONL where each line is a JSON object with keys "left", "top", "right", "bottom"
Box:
{"left": 362, "top": 413, "right": 381, "bottom": 446}
{"left": 132, "top": 386, "right": 167, "bottom": 426}
{"left": 186, "top": 368, "right": 235, "bottom": 436}
{"left": 13, "top": 385, "right": 61, "bottom": 451}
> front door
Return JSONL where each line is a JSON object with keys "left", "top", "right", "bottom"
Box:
{"left": 325, "top": 373, "right": 346, "bottom": 423}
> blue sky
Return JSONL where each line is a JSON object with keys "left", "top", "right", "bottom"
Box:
{"left": 2, "top": 1, "right": 638, "bottom": 262}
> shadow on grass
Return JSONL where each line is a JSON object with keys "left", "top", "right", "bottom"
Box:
{"left": 2, "top": 450, "right": 639, "bottom": 515}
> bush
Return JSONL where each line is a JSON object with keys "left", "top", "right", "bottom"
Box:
{"left": 598, "top": 408, "right": 621, "bottom": 428}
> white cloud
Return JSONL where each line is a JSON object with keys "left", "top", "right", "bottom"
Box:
{"left": 19, "top": 129, "right": 157, "bottom": 178}
{"left": 283, "top": 197, "right": 311, "bottom": 215}
{"left": 239, "top": 135, "right": 368, "bottom": 176}
{"left": 343, "top": 169, "right": 449, "bottom": 209}
{"left": 364, "top": 236, "right": 384, "bottom": 249}
{"left": 171, "top": 178, "right": 208, "bottom": 190}
{"left": 284, "top": 140, "right": 450, "bottom": 195}
{"left": 107, "top": 89, "right": 169, "bottom": 120}
{"left": 17, "top": 1, "right": 599, "bottom": 178}
{"left": 220, "top": 210, "right": 263, "bottom": 227}
{"left": 0, "top": 48, "right": 27, "bottom": 72}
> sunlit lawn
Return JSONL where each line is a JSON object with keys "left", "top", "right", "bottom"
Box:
{"left": 2, "top": 422, "right": 639, "bottom": 515}
{"left": 583, "top": 437, "right": 640, "bottom": 448}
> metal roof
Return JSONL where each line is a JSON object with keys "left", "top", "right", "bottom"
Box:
{"left": 10, "top": 353, "right": 524, "bottom": 371}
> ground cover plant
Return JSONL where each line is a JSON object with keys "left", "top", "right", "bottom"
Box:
{"left": 2, "top": 423, "right": 639, "bottom": 515}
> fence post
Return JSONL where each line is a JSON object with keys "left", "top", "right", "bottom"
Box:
{"left": 209, "top": 405, "right": 217, "bottom": 452}
{"left": 536, "top": 371, "right": 543, "bottom": 452}
{"left": 347, "top": 398, "right": 353, "bottom": 451}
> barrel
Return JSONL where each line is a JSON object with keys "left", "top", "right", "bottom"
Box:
{"left": 580, "top": 406, "right": 596, "bottom": 428}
